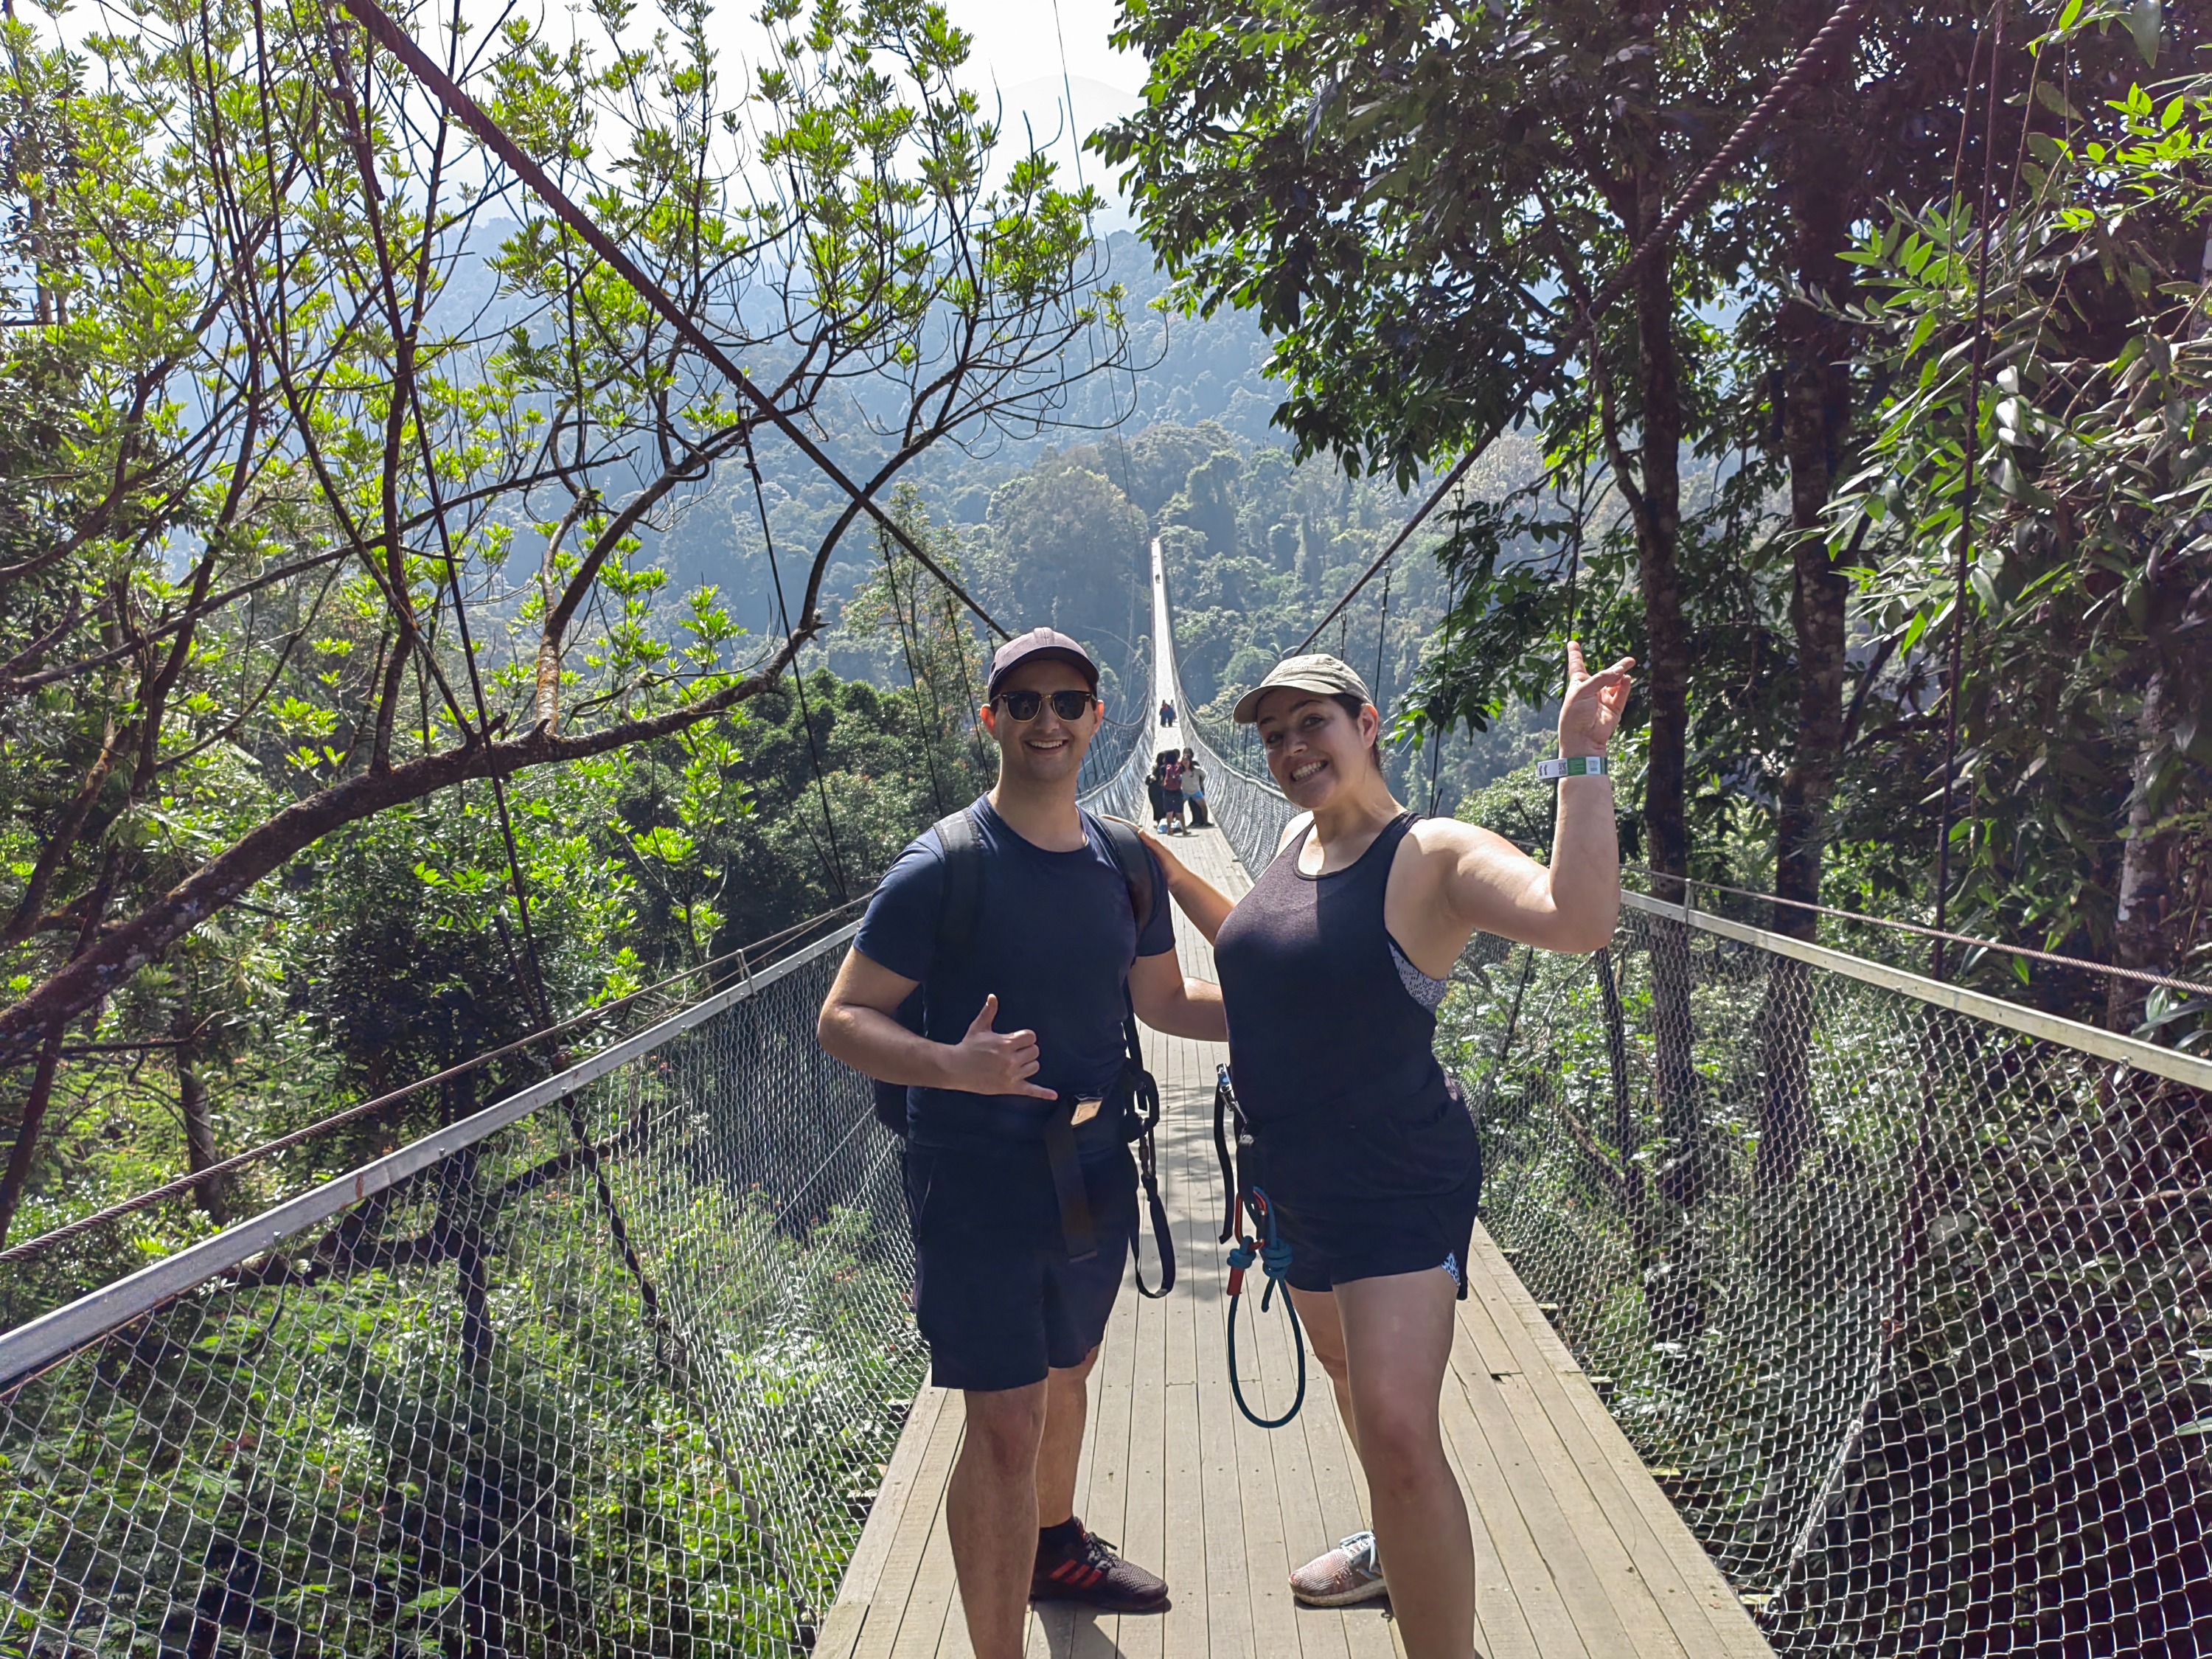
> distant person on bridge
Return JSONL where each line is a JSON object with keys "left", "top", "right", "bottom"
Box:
{"left": 1139, "top": 644, "right": 1631, "bottom": 1659}
{"left": 1181, "top": 750, "right": 1208, "bottom": 828}
{"left": 1158, "top": 697, "right": 1175, "bottom": 727}
{"left": 817, "top": 627, "right": 1228, "bottom": 1659}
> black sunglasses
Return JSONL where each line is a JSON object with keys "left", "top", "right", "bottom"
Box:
{"left": 992, "top": 688, "right": 1098, "bottom": 722}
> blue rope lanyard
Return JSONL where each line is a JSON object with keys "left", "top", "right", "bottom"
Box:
{"left": 1225, "top": 1186, "right": 1307, "bottom": 1428}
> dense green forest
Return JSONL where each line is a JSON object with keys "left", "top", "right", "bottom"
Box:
{"left": 1105, "top": 0, "right": 2212, "bottom": 1035}
{"left": 3, "top": 0, "right": 2209, "bottom": 1278}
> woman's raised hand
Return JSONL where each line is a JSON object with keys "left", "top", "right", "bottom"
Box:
{"left": 1559, "top": 640, "right": 1635, "bottom": 758}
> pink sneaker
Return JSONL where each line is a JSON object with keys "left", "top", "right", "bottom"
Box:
{"left": 1288, "top": 1530, "right": 1388, "bottom": 1607}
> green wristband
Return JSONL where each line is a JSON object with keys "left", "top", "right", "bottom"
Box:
{"left": 1537, "top": 755, "right": 1609, "bottom": 781}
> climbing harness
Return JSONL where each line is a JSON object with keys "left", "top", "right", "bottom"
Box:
{"left": 1212, "top": 1064, "right": 1307, "bottom": 1428}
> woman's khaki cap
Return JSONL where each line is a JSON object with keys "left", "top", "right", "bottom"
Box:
{"left": 1231, "top": 654, "right": 1372, "bottom": 723}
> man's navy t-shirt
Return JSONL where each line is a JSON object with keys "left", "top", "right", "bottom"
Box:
{"left": 855, "top": 798, "right": 1175, "bottom": 1154}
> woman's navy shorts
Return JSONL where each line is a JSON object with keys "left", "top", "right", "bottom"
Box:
{"left": 905, "top": 1142, "right": 1137, "bottom": 1393}
{"left": 1267, "top": 1165, "right": 1481, "bottom": 1295}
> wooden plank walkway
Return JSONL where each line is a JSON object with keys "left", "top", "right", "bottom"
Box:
{"left": 817, "top": 826, "right": 1770, "bottom": 1659}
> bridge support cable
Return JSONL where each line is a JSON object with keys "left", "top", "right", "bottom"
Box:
{"left": 328, "top": 0, "right": 1011, "bottom": 644}
{"left": 1465, "top": 886, "right": 2212, "bottom": 1655}
{"left": 0, "top": 919, "right": 930, "bottom": 1657}
{"left": 1294, "top": 0, "right": 1877, "bottom": 655}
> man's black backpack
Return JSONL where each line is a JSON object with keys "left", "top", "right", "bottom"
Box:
{"left": 869, "top": 804, "right": 1175, "bottom": 1297}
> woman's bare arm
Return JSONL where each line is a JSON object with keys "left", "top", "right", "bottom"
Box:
{"left": 1399, "top": 644, "right": 1632, "bottom": 964}
{"left": 1137, "top": 827, "right": 1237, "bottom": 944}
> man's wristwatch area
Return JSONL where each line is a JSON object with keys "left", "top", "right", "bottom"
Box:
{"left": 1537, "top": 755, "right": 1610, "bottom": 780}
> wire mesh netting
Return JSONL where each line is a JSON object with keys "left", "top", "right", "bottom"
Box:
{"left": 1076, "top": 712, "right": 1145, "bottom": 801}
{"left": 0, "top": 924, "right": 924, "bottom": 1658}
{"left": 1455, "top": 898, "right": 2212, "bottom": 1657}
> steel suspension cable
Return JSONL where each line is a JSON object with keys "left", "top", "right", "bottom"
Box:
{"left": 1295, "top": 0, "right": 1878, "bottom": 654}
{"left": 880, "top": 522, "right": 951, "bottom": 819}
{"left": 330, "top": 0, "right": 1011, "bottom": 642}
{"left": 1633, "top": 868, "right": 2212, "bottom": 1002}
{"left": 745, "top": 425, "right": 852, "bottom": 902}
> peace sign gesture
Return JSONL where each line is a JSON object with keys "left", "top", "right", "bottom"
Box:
{"left": 1558, "top": 640, "right": 1635, "bottom": 759}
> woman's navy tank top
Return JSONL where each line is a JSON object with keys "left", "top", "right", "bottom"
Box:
{"left": 1214, "top": 812, "right": 1475, "bottom": 1203}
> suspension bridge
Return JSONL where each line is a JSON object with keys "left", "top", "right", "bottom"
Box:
{"left": 4, "top": 540, "right": 2210, "bottom": 1658}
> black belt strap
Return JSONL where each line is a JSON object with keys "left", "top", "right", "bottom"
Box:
{"left": 1042, "top": 1097, "right": 1098, "bottom": 1262}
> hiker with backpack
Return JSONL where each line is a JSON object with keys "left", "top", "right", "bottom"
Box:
{"left": 1136, "top": 645, "right": 1631, "bottom": 1659}
{"left": 816, "top": 627, "right": 1226, "bottom": 1659}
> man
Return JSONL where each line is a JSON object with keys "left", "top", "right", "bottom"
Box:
{"left": 1183, "top": 751, "right": 1208, "bottom": 830}
{"left": 818, "top": 628, "right": 1226, "bottom": 1659}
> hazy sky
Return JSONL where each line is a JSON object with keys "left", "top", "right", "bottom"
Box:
{"left": 941, "top": 0, "right": 1144, "bottom": 100}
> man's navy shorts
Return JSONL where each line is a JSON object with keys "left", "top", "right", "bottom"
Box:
{"left": 905, "top": 1143, "right": 1135, "bottom": 1393}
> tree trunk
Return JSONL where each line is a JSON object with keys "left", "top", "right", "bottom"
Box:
{"left": 178, "top": 1051, "right": 232, "bottom": 1224}
{"left": 2107, "top": 661, "right": 2180, "bottom": 1034}
{"left": 1631, "top": 159, "right": 1705, "bottom": 1346}
{"left": 1759, "top": 115, "right": 1857, "bottom": 1193}
{"left": 0, "top": 1020, "right": 66, "bottom": 1248}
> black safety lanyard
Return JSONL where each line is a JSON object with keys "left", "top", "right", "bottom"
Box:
{"left": 1125, "top": 993, "right": 1175, "bottom": 1299}
{"left": 1212, "top": 1064, "right": 1307, "bottom": 1427}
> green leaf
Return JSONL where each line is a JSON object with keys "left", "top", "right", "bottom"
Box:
{"left": 2129, "top": 0, "right": 2161, "bottom": 65}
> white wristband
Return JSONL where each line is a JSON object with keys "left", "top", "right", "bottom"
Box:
{"left": 1537, "top": 755, "right": 1609, "bottom": 781}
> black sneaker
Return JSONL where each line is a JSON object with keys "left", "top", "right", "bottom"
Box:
{"left": 1031, "top": 1523, "right": 1170, "bottom": 1612}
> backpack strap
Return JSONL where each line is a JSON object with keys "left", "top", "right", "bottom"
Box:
{"left": 1088, "top": 813, "right": 1160, "bottom": 936}
{"left": 871, "top": 805, "right": 984, "bottom": 1139}
{"left": 932, "top": 805, "right": 986, "bottom": 964}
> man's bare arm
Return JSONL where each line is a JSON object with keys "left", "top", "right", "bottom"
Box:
{"left": 816, "top": 947, "right": 1054, "bottom": 1099}
{"left": 1126, "top": 949, "right": 1228, "bottom": 1043}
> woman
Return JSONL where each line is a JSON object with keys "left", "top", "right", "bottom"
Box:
{"left": 1183, "top": 750, "right": 1209, "bottom": 829}
{"left": 1140, "top": 644, "right": 1630, "bottom": 1659}
{"left": 1158, "top": 750, "right": 1186, "bottom": 834}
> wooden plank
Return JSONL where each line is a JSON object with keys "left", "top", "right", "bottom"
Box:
{"left": 1428, "top": 1354, "right": 1544, "bottom": 1659}
{"left": 1447, "top": 1328, "right": 1649, "bottom": 1658}
{"left": 1223, "top": 1280, "right": 1315, "bottom": 1659}
{"left": 1460, "top": 1239, "right": 1750, "bottom": 1619}
{"left": 1060, "top": 1264, "right": 1141, "bottom": 1659}
{"left": 1110, "top": 1177, "right": 1175, "bottom": 1659}
{"left": 849, "top": 1393, "right": 966, "bottom": 1659}
{"left": 1458, "top": 1242, "right": 1770, "bottom": 1657}
{"left": 1155, "top": 1064, "right": 1213, "bottom": 1659}
{"left": 819, "top": 1386, "right": 952, "bottom": 1659}
{"left": 1435, "top": 1356, "right": 1595, "bottom": 1658}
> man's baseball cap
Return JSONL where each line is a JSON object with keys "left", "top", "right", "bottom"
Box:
{"left": 1231, "top": 653, "right": 1372, "bottom": 723}
{"left": 986, "top": 627, "right": 1099, "bottom": 699}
